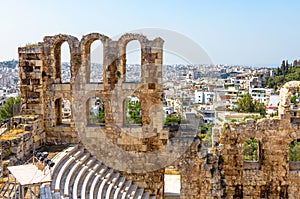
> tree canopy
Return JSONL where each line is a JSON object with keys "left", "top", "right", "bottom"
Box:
{"left": 235, "top": 93, "right": 266, "bottom": 116}
{"left": 0, "top": 96, "right": 21, "bottom": 121}
{"left": 264, "top": 60, "right": 300, "bottom": 89}
{"left": 290, "top": 140, "right": 300, "bottom": 161}
{"left": 244, "top": 138, "right": 259, "bottom": 161}
{"left": 126, "top": 98, "right": 142, "bottom": 124}
{"left": 164, "top": 114, "right": 181, "bottom": 126}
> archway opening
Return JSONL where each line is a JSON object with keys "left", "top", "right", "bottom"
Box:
{"left": 62, "top": 98, "right": 71, "bottom": 125}
{"left": 86, "top": 97, "right": 105, "bottom": 126}
{"left": 243, "top": 138, "right": 259, "bottom": 161}
{"left": 125, "top": 40, "right": 141, "bottom": 82}
{"left": 60, "top": 42, "right": 71, "bottom": 83}
{"left": 90, "top": 40, "right": 104, "bottom": 83}
{"left": 124, "top": 96, "right": 142, "bottom": 125}
{"left": 54, "top": 98, "right": 71, "bottom": 126}
{"left": 290, "top": 92, "right": 300, "bottom": 124}
{"left": 290, "top": 139, "right": 300, "bottom": 161}
{"left": 164, "top": 167, "right": 181, "bottom": 198}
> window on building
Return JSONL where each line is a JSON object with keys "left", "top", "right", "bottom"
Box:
{"left": 60, "top": 42, "right": 71, "bottom": 83}
{"left": 164, "top": 168, "right": 181, "bottom": 197}
{"left": 54, "top": 98, "right": 71, "bottom": 126}
{"left": 86, "top": 97, "right": 105, "bottom": 126}
{"left": 125, "top": 96, "right": 142, "bottom": 125}
{"left": 90, "top": 40, "right": 104, "bottom": 83}
{"left": 125, "top": 41, "right": 141, "bottom": 82}
{"left": 290, "top": 140, "right": 300, "bottom": 161}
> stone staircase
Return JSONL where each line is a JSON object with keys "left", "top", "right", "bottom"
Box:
{"left": 50, "top": 145, "right": 156, "bottom": 199}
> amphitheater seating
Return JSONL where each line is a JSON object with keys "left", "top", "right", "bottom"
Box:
{"left": 50, "top": 145, "right": 157, "bottom": 199}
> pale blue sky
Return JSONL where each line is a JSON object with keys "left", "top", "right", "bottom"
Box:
{"left": 1, "top": 0, "right": 300, "bottom": 66}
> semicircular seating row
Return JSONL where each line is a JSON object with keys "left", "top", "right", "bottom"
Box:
{"left": 49, "top": 145, "right": 156, "bottom": 199}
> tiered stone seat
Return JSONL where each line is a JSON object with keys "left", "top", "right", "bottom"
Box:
{"left": 103, "top": 173, "right": 120, "bottom": 199}
{"left": 54, "top": 148, "right": 84, "bottom": 191}
{"left": 63, "top": 152, "right": 91, "bottom": 197}
{"left": 90, "top": 165, "right": 108, "bottom": 199}
{"left": 134, "top": 188, "right": 144, "bottom": 199}
{"left": 81, "top": 161, "right": 101, "bottom": 199}
{"left": 96, "top": 168, "right": 114, "bottom": 198}
{"left": 72, "top": 157, "right": 96, "bottom": 199}
{"left": 126, "top": 184, "right": 138, "bottom": 199}
{"left": 112, "top": 176, "right": 126, "bottom": 198}
{"left": 119, "top": 180, "right": 132, "bottom": 199}
{"left": 50, "top": 146, "right": 157, "bottom": 199}
{"left": 51, "top": 145, "right": 80, "bottom": 191}
{"left": 141, "top": 192, "right": 150, "bottom": 199}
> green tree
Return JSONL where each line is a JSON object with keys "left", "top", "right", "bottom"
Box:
{"left": 164, "top": 114, "right": 181, "bottom": 126}
{"left": 0, "top": 96, "right": 21, "bottom": 121}
{"left": 291, "top": 95, "right": 297, "bottom": 104}
{"left": 98, "top": 110, "right": 105, "bottom": 124}
{"left": 244, "top": 138, "right": 259, "bottom": 161}
{"left": 290, "top": 141, "right": 300, "bottom": 161}
{"left": 199, "top": 122, "right": 213, "bottom": 147}
{"left": 236, "top": 93, "right": 255, "bottom": 112}
{"left": 236, "top": 93, "right": 266, "bottom": 116}
{"left": 126, "top": 98, "right": 142, "bottom": 124}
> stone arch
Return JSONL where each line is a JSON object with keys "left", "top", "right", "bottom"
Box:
{"left": 77, "top": 91, "right": 107, "bottom": 127}
{"left": 124, "top": 95, "right": 142, "bottom": 126}
{"left": 53, "top": 93, "right": 73, "bottom": 126}
{"left": 43, "top": 34, "right": 80, "bottom": 83}
{"left": 279, "top": 81, "right": 300, "bottom": 120}
{"left": 80, "top": 33, "right": 111, "bottom": 83}
{"left": 243, "top": 137, "right": 259, "bottom": 162}
{"left": 290, "top": 139, "right": 300, "bottom": 161}
{"left": 117, "top": 33, "right": 149, "bottom": 81}
{"left": 124, "top": 40, "right": 142, "bottom": 82}
{"left": 86, "top": 96, "right": 106, "bottom": 126}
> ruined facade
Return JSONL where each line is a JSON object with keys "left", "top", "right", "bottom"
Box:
{"left": 18, "top": 33, "right": 171, "bottom": 198}
{"left": 17, "top": 33, "right": 300, "bottom": 198}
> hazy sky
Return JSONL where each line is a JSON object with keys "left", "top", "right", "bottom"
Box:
{"left": 1, "top": 0, "right": 300, "bottom": 66}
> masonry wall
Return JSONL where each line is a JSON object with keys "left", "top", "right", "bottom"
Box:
{"left": 17, "top": 33, "right": 300, "bottom": 199}
{"left": 18, "top": 33, "right": 168, "bottom": 198}
{"left": 220, "top": 118, "right": 300, "bottom": 198}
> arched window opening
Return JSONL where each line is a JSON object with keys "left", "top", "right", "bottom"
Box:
{"left": 243, "top": 138, "right": 259, "bottom": 161}
{"left": 290, "top": 140, "right": 300, "bottom": 161}
{"left": 90, "top": 40, "right": 104, "bottom": 83}
{"left": 62, "top": 98, "right": 71, "bottom": 125}
{"left": 290, "top": 92, "right": 300, "bottom": 124}
{"left": 54, "top": 98, "right": 71, "bottom": 126}
{"left": 125, "top": 96, "right": 142, "bottom": 125}
{"left": 60, "top": 42, "right": 71, "bottom": 83}
{"left": 125, "top": 41, "right": 141, "bottom": 82}
{"left": 87, "top": 97, "right": 105, "bottom": 126}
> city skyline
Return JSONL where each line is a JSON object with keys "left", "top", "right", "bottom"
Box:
{"left": 1, "top": 0, "right": 300, "bottom": 66}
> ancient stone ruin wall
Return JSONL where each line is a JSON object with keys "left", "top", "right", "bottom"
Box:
{"left": 0, "top": 115, "right": 45, "bottom": 178}
{"left": 218, "top": 81, "right": 300, "bottom": 198}
{"left": 17, "top": 32, "right": 300, "bottom": 199}
{"left": 18, "top": 33, "right": 168, "bottom": 198}
{"left": 18, "top": 33, "right": 164, "bottom": 144}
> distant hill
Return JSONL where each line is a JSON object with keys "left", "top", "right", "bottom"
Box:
{"left": 264, "top": 60, "right": 300, "bottom": 89}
